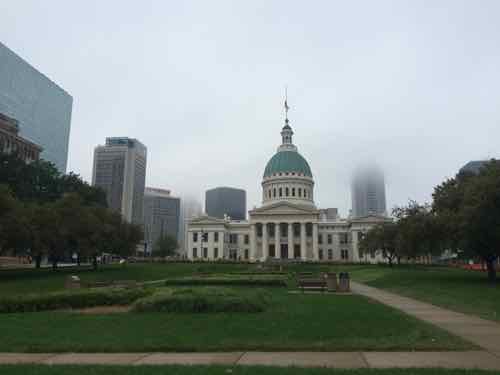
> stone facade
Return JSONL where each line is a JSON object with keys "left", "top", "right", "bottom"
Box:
{"left": 0, "top": 112, "right": 42, "bottom": 163}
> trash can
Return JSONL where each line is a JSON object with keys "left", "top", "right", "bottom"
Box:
{"left": 338, "top": 272, "right": 350, "bottom": 293}
{"left": 326, "top": 272, "right": 337, "bottom": 292}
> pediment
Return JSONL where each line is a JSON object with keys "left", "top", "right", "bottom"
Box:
{"left": 249, "top": 201, "right": 319, "bottom": 216}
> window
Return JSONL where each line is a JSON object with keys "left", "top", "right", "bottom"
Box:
{"left": 193, "top": 248, "right": 197, "bottom": 258}
{"left": 193, "top": 233, "right": 198, "bottom": 242}
{"left": 298, "top": 188, "right": 302, "bottom": 197}
{"left": 340, "top": 233, "right": 348, "bottom": 244}
{"left": 328, "top": 249, "right": 333, "bottom": 260}
{"left": 202, "top": 232, "right": 208, "bottom": 242}
{"left": 203, "top": 248, "right": 208, "bottom": 258}
{"left": 304, "top": 189, "right": 307, "bottom": 198}
{"left": 214, "top": 248, "right": 219, "bottom": 258}
{"left": 244, "top": 249, "right": 249, "bottom": 259}
{"left": 318, "top": 234, "right": 323, "bottom": 244}
{"left": 229, "top": 234, "right": 238, "bottom": 244}
{"left": 319, "top": 249, "right": 323, "bottom": 260}
{"left": 214, "top": 232, "right": 219, "bottom": 242}
{"left": 268, "top": 189, "right": 271, "bottom": 198}
{"left": 341, "top": 249, "right": 349, "bottom": 260}
{"left": 285, "top": 187, "right": 289, "bottom": 196}
{"left": 244, "top": 234, "right": 249, "bottom": 244}
{"left": 292, "top": 187, "right": 295, "bottom": 196}
{"left": 327, "top": 234, "right": 332, "bottom": 244}
{"left": 294, "top": 244, "right": 301, "bottom": 258}
{"left": 279, "top": 187, "right": 282, "bottom": 197}
{"left": 269, "top": 244, "right": 275, "bottom": 257}
{"left": 273, "top": 188, "right": 276, "bottom": 197}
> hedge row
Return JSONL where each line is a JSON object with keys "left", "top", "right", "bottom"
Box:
{"left": 132, "top": 287, "right": 269, "bottom": 313}
{"left": 0, "top": 287, "right": 151, "bottom": 313}
{"left": 163, "top": 278, "right": 286, "bottom": 287}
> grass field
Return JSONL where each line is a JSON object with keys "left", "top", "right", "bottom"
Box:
{"left": 0, "top": 365, "right": 497, "bottom": 375}
{"left": 347, "top": 265, "right": 500, "bottom": 322}
{"left": 0, "top": 288, "right": 469, "bottom": 352}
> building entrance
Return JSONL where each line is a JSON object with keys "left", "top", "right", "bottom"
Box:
{"left": 280, "top": 244, "right": 288, "bottom": 259}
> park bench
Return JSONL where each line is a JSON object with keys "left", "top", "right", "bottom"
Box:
{"left": 297, "top": 278, "right": 327, "bottom": 292}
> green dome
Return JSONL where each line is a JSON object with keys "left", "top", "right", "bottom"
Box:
{"left": 264, "top": 151, "right": 312, "bottom": 178}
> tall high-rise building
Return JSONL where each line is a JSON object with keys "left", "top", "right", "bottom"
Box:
{"left": 92, "top": 137, "right": 147, "bottom": 225}
{"left": 351, "top": 165, "right": 387, "bottom": 218}
{"left": 143, "top": 187, "right": 180, "bottom": 254}
{"left": 205, "top": 187, "right": 246, "bottom": 220}
{"left": 0, "top": 42, "right": 73, "bottom": 172}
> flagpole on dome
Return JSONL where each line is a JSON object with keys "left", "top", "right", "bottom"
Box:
{"left": 284, "top": 86, "right": 290, "bottom": 124}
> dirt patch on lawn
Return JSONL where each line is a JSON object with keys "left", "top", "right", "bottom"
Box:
{"left": 68, "top": 305, "right": 132, "bottom": 314}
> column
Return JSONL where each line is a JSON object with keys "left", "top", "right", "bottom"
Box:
{"left": 208, "top": 231, "right": 214, "bottom": 260}
{"left": 250, "top": 224, "right": 257, "bottom": 261}
{"left": 351, "top": 230, "right": 360, "bottom": 262}
{"left": 300, "top": 222, "right": 306, "bottom": 260}
{"left": 275, "top": 222, "right": 280, "bottom": 259}
{"left": 187, "top": 231, "right": 193, "bottom": 260}
{"left": 312, "top": 223, "right": 319, "bottom": 261}
{"left": 288, "top": 222, "right": 294, "bottom": 259}
{"left": 262, "top": 223, "right": 268, "bottom": 261}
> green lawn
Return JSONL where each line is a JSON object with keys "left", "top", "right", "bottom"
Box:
{"left": 0, "top": 366, "right": 497, "bottom": 375}
{"left": 0, "top": 289, "right": 470, "bottom": 352}
{"left": 346, "top": 265, "right": 500, "bottom": 322}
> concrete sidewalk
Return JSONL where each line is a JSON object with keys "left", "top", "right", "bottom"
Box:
{"left": 351, "top": 281, "right": 500, "bottom": 357}
{"left": 1, "top": 351, "right": 500, "bottom": 369}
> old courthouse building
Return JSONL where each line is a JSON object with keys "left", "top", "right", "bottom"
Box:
{"left": 187, "top": 108, "right": 388, "bottom": 262}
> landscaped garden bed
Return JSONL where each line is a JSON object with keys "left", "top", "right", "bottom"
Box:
{"left": 132, "top": 287, "right": 270, "bottom": 313}
{"left": 0, "top": 287, "right": 151, "bottom": 313}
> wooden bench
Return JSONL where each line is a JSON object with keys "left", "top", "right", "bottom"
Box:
{"left": 298, "top": 278, "right": 327, "bottom": 292}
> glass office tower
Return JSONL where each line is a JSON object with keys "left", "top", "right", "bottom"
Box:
{"left": 0, "top": 42, "right": 72, "bottom": 172}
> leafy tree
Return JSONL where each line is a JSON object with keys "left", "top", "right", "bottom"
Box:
{"left": 433, "top": 160, "right": 500, "bottom": 282}
{"left": 153, "top": 235, "right": 178, "bottom": 257}
{"left": 360, "top": 222, "right": 400, "bottom": 267}
{"left": 393, "top": 201, "right": 444, "bottom": 261}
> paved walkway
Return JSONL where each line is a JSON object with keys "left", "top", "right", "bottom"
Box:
{"left": 2, "top": 283, "right": 500, "bottom": 369}
{"left": 351, "top": 281, "right": 500, "bottom": 357}
{"left": 1, "top": 351, "right": 500, "bottom": 369}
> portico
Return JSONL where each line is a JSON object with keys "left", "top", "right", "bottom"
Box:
{"left": 249, "top": 201, "right": 319, "bottom": 261}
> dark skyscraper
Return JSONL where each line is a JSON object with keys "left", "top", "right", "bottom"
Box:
{"left": 0, "top": 42, "right": 72, "bottom": 172}
{"left": 205, "top": 187, "right": 246, "bottom": 220}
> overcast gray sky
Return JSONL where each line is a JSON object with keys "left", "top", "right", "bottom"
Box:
{"left": 1, "top": 0, "right": 499, "bottom": 216}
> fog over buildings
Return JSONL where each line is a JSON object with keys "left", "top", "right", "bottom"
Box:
{"left": 2, "top": 1, "right": 500, "bottom": 217}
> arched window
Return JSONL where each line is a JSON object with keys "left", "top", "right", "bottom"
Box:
{"left": 268, "top": 189, "right": 271, "bottom": 198}
{"left": 279, "top": 187, "right": 282, "bottom": 197}
{"left": 285, "top": 187, "right": 289, "bottom": 196}
{"left": 298, "top": 188, "right": 302, "bottom": 197}
{"left": 292, "top": 188, "right": 295, "bottom": 197}
{"left": 273, "top": 188, "right": 276, "bottom": 197}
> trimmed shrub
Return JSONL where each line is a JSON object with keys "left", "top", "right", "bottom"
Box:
{"left": 0, "top": 287, "right": 151, "bottom": 313}
{"left": 164, "top": 277, "right": 286, "bottom": 288}
{"left": 132, "top": 287, "right": 269, "bottom": 313}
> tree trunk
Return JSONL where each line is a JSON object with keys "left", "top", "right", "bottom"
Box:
{"left": 485, "top": 257, "right": 496, "bottom": 283}
{"left": 52, "top": 257, "right": 58, "bottom": 270}
{"left": 92, "top": 255, "right": 98, "bottom": 270}
{"left": 76, "top": 253, "right": 81, "bottom": 267}
{"left": 35, "top": 254, "right": 42, "bottom": 269}
{"left": 388, "top": 256, "right": 393, "bottom": 268}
